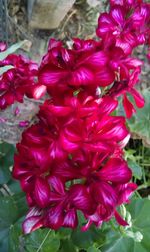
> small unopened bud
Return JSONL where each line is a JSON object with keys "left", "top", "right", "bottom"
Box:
{"left": 126, "top": 212, "right": 132, "bottom": 228}
{"left": 134, "top": 231, "right": 143, "bottom": 242}
{"left": 120, "top": 205, "right": 127, "bottom": 219}
{"left": 126, "top": 230, "right": 143, "bottom": 242}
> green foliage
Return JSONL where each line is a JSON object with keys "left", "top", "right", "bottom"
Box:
{"left": 101, "top": 199, "right": 150, "bottom": 252}
{"left": 125, "top": 149, "right": 143, "bottom": 180}
{"left": 24, "top": 229, "right": 60, "bottom": 252}
{"left": 128, "top": 160, "right": 143, "bottom": 180}
{"left": 0, "top": 41, "right": 28, "bottom": 61}
{"left": 127, "top": 90, "right": 150, "bottom": 147}
{"left": 0, "top": 142, "right": 15, "bottom": 184}
{"left": 0, "top": 195, "right": 25, "bottom": 252}
{"left": 71, "top": 226, "right": 106, "bottom": 250}
{"left": 59, "top": 239, "right": 77, "bottom": 252}
{"left": 87, "top": 247, "right": 101, "bottom": 252}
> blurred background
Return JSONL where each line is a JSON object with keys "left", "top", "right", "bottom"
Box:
{"left": 0, "top": 0, "right": 108, "bottom": 61}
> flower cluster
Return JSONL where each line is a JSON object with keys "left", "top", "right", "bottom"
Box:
{"left": 13, "top": 95, "right": 135, "bottom": 233}
{"left": 0, "top": 44, "right": 46, "bottom": 109}
{"left": 11, "top": 0, "right": 150, "bottom": 234}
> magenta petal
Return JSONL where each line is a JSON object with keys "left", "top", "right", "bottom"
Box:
{"left": 98, "top": 158, "right": 132, "bottom": 184}
{"left": 116, "top": 183, "right": 137, "bottom": 205}
{"left": 23, "top": 216, "right": 43, "bottom": 234}
{"left": 130, "top": 88, "right": 145, "bottom": 108}
{"left": 49, "top": 141, "right": 66, "bottom": 160}
{"left": 48, "top": 105, "right": 72, "bottom": 116}
{"left": 116, "top": 40, "right": 132, "bottom": 55}
{"left": 29, "top": 147, "right": 50, "bottom": 168}
{"left": 30, "top": 84, "right": 46, "bottom": 99}
{"left": 39, "top": 66, "right": 67, "bottom": 85}
{"left": 125, "top": 58, "right": 143, "bottom": 68}
{"left": 110, "top": 6, "right": 124, "bottom": 25}
{"left": 63, "top": 209, "right": 78, "bottom": 229}
{"left": 13, "top": 155, "right": 29, "bottom": 178}
{"left": 99, "top": 97, "right": 118, "bottom": 114}
{"left": 70, "top": 67, "right": 94, "bottom": 86}
{"left": 95, "top": 68, "right": 115, "bottom": 87}
{"left": 44, "top": 203, "right": 64, "bottom": 230}
{"left": 69, "top": 184, "right": 94, "bottom": 215}
{"left": 48, "top": 38, "right": 62, "bottom": 50}
{"left": 20, "top": 174, "right": 34, "bottom": 192}
{"left": 123, "top": 94, "right": 136, "bottom": 118}
{"left": 48, "top": 176, "right": 65, "bottom": 195}
{"left": 82, "top": 51, "right": 108, "bottom": 69}
{"left": 99, "top": 118, "right": 129, "bottom": 141}
{"left": 92, "top": 182, "right": 117, "bottom": 209}
{"left": 63, "top": 125, "right": 82, "bottom": 142}
{"left": 115, "top": 210, "right": 128, "bottom": 226}
{"left": 26, "top": 193, "right": 35, "bottom": 206}
{"left": 85, "top": 142, "right": 111, "bottom": 152}
{"left": 61, "top": 134, "right": 80, "bottom": 152}
{"left": 81, "top": 220, "right": 93, "bottom": 231}
{"left": 61, "top": 48, "right": 74, "bottom": 64}
{"left": 35, "top": 178, "right": 50, "bottom": 208}
{"left": 22, "top": 207, "right": 43, "bottom": 234}
{"left": 53, "top": 161, "right": 79, "bottom": 181}
{"left": 97, "top": 14, "right": 114, "bottom": 36}
{"left": 98, "top": 13, "right": 113, "bottom": 25}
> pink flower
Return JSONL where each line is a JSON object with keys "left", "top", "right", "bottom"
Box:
{"left": 97, "top": 2, "right": 150, "bottom": 54}
{"left": 0, "top": 53, "right": 46, "bottom": 109}
{"left": 13, "top": 93, "right": 131, "bottom": 233}
{"left": 38, "top": 39, "right": 115, "bottom": 98}
{"left": 108, "top": 67, "right": 145, "bottom": 118}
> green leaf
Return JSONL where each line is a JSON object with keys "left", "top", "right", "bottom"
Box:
{"left": 60, "top": 239, "right": 77, "bottom": 252}
{"left": 25, "top": 229, "right": 60, "bottom": 252}
{"left": 8, "top": 221, "right": 23, "bottom": 252}
{"left": 12, "top": 192, "right": 28, "bottom": 217}
{"left": 0, "top": 142, "right": 15, "bottom": 184}
{"left": 0, "top": 194, "right": 27, "bottom": 252}
{"left": 101, "top": 199, "right": 150, "bottom": 252}
{"left": 127, "top": 160, "right": 142, "bottom": 179}
{"left": 0, "top": 40, "right": 29, "bottom": 61}
{"left": 0, "top": 197, "right": 19, "bottom": 231}
{"left": 127, "top": 90, "right": 150, "bottom": 147}
{"left": 7, "top": 180, "right": 23, "bottom": 194}
{"left": 56, "top": 227, "right": 72, "bottom": 239}
{"left": 0, "top": 65, "right": 14, "bottom": 76}
{"left": 0, "top": 142, "right": 15, "bottom": 154}
{"left": 0, "top": 196, "right": 19, "bottom": 252}
{"left": 87, "top": 246, "right": 101, "bottom": 252}
{"left": 71, "top": 226, "right": 105, "bottom": 249}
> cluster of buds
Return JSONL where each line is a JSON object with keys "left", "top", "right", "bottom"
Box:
{"left": 1, "top": 0, "right": 150, "bottom": 234}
